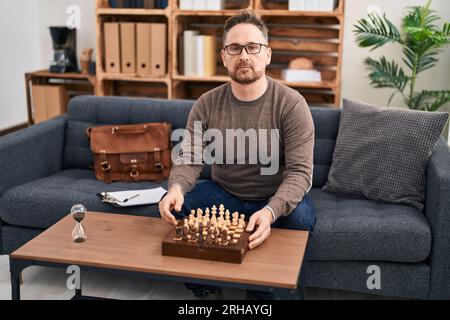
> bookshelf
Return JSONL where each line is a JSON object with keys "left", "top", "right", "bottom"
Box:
{"left": 95, "top": 0, "right": 344, "bottom": 107}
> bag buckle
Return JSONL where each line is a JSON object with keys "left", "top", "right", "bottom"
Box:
{"left": 100, "top": 161, "right": 111, "bottom": 171}
{"left": 154, "top": 163, "right": 164, "bottom": 172}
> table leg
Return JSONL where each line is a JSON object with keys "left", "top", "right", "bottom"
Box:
{"left": 74, "top": 267, "right": 82, "bottom": 298}
{"left": 9, "top": 259, "right": 33, "bottom": 300}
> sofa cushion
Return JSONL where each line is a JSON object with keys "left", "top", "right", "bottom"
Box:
{"left": 308, "top": 188, "right": 432, "bottom": 263}
{"left": 0, "top": 169, "right": 172, "bottom": 229}
{"left": 323, "top": 99, "right": 449, "bottom": 210}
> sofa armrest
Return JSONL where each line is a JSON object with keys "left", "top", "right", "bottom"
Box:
{"left": 0, "top": 115, "right": 67, "bottom": 196}
{"left": 425, "top": 136, "right": 450, "bottom": 299}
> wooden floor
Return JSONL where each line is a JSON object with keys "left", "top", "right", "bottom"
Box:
{"left": 0, "top": 255, "right": 393, "bottom": 300}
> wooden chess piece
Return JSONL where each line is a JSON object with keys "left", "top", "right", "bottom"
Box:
{"left": 190, "top": 222, "right": 198, "bottom": 242}
{"left": 221, "top": 225, "right": 228, "bottom": 245}
{"left": 182, "top": 220, "right": 189, "bottom": 241}
{"left": 174, "top": 225, "right": 183, "bottom": 240}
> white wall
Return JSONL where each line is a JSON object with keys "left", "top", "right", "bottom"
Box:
{"left": 0, "top": 0, "right": 95, "bottom": 131}
{"left": 0, "top": 0, "right": 42, "bottom": 130}
{"left": 0, "top": 0, "right": 449, "bottom": 138}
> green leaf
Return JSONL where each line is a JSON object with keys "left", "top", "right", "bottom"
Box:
{"left": 353, "top": 13, "right": 402, "bottom": 50}
{"left": 406, "top": 90, "right": 450, "bottom": 111}
{"left": 364, "top": 57, "right": 409, "bottom": 92}
{"left": 420, "top": 90, "right": 450, "bottom": 111}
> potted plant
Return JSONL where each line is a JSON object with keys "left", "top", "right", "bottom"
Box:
{"left": 353, "top": 0, "right": 450, "bottom": 111}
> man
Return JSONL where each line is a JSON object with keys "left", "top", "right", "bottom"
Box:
{"left": 159, "top": 9, "right": 316, "bottom": 300}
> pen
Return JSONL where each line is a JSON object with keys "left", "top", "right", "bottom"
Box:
{"left": 122, "top": 193, "right": 140, "bottom": 203}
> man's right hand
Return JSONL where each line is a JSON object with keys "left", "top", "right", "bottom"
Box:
{"left": 159, "top": 184, "right": 184, "bottom": 226}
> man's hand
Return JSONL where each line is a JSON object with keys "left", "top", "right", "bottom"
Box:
{"left": 246, "top": 208, "right": 273, "bottom": 249}
{"left": 158, "top": 185, "right": 184, "bottom": 226}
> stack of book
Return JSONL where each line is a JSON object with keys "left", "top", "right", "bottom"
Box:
{"left": 288, "top": 0, "right": 337, "bottom": 11}
{"left": 109, "top": 0, "right": 168, "bottom": 8}
{"left": 180, "top": 0, "right": 225, "bottom": 10}
{"left": 181, "top": 31, "right": 217, "bottom": 77}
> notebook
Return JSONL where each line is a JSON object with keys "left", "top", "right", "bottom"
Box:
{"left": 97, "top": 187, "right": 167, "bottom": 207}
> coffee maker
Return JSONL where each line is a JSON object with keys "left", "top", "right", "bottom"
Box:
{"left": 49, "top": 26, "right": 78, "bottom": 73}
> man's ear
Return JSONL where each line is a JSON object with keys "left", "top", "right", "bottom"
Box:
{"left": 221, "top": 49, "right": 227, "bottom": 68}
{"left": 266, "top": 46, "right": 272, "bottom": 66}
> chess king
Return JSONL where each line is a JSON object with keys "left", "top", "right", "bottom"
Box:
{"left": 159, "top": 9, "right": 316, "bottom": 300}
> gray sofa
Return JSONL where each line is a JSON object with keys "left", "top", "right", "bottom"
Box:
{"left": 1, "top": 95, "right": 449, "bottom": 299}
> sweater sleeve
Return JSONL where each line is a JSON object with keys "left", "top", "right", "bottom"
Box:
{"left": 267, "top": 97, "right": 315, "bottom": 220}
{"left": 168, "top": 97, "right": 208, "bottom": 194}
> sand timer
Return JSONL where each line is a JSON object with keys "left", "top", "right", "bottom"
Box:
{"left": 71, "top": 204, "right": 87, "bottom": 242}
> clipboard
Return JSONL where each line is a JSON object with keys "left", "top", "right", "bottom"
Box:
{"left": 97, "top": 187, "right": 167, "bottom": 207}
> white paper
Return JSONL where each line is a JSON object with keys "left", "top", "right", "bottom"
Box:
{"left": 101, "top": 187, "right": 167, "bottom": 207}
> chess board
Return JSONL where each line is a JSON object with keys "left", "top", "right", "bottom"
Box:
{"left": 162, "top": 205, "right": 251, "bottom": 264}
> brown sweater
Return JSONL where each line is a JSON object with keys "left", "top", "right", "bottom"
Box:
{"left": 168, "top": 76, "right": 315, "bottom": 220}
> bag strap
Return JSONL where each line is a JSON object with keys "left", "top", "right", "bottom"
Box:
{"left": 153, "top": 147, "right": 164, "bottom": 182}
{"left": 99, "top": 150, "right": 112, "bottom": 184}
{"left": 111, "top": 125, "right": 149, "bottom": 135}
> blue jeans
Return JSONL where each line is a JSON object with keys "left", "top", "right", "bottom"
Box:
{"left": 171, "top": 180, "right": 316, "bottom": 299}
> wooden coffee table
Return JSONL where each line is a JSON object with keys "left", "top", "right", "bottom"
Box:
{"left": 9, "top": 211, "right": 309, "bottom": 300}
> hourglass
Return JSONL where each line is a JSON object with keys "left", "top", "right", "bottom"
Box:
{"left": 71, "top": 204, "right": 87, "bottom": 242}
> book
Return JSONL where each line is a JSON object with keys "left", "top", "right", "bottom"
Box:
{"left": 203, "top": 35, "right": 217, "bottom": 76}
{"left": 205, "top": 0, "right": 225, "bottom": 10}
{"left": 195, "top": 35, "right": 205, "bottom": 76}
{"left": 282, "top": 69, "right": 322, "bottom": 82}
{"left": 183, "top": 30, "right": 199, "bottom": 75}
{"left": 289, "top": 0, "right": 337, "bottom": 11}
{"left": 180, "top": 0, "right": 193, "bottom": 10}
{"left": 98, "top": 187, "right": 167, "bottom": 207}
{"left": 192, "top": 0, "right": 206, "bottom": 10}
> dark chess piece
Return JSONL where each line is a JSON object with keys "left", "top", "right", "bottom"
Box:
{"left": 182, "top": 220, "right": 189, "bottom": 241}
{"left": 174, "top": 225, "right": 183, "bottom": 240}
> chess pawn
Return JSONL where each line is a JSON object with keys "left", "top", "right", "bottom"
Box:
{"left": 175, "top": 225, "right": 183, "bottom": 240}
{"left": 239, "top": 214, "right": 246, "bottom": 227}
{"left": 221, "top": 225, "right": 228, "bottom": 245}
{"left": 205, "top": 207, "right": 210, "bottom": 216}
{"left": 198, "top": 223, "right": 204, "bottom": 243}
{"left": 190, "top": 223, "right": 198, "bottom": 242}
{"left": 182, "top": 222, "right": 189, "bottom": 241}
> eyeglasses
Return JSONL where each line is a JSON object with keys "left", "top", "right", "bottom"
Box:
{"left": 223, "top": 43, "right": 268, "bottom": 55}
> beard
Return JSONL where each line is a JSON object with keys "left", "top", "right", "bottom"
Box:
{"left": 228, "top": 61, "right": 265, "bottom": 84}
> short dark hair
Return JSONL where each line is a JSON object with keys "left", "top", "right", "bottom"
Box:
{"left": 223, "top": 9, "right": 269, "bottom": 46}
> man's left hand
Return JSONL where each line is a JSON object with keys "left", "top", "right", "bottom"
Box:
{"left": 246, "top": 208, "right": 273, "bottom": 249}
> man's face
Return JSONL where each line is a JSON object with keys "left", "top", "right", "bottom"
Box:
{"left": 221, "top": 23, "right": 272, "bottom": 84}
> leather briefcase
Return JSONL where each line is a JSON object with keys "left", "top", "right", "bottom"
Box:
{"left": 87, "top": 123, "right": 172, "bottom": 183}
